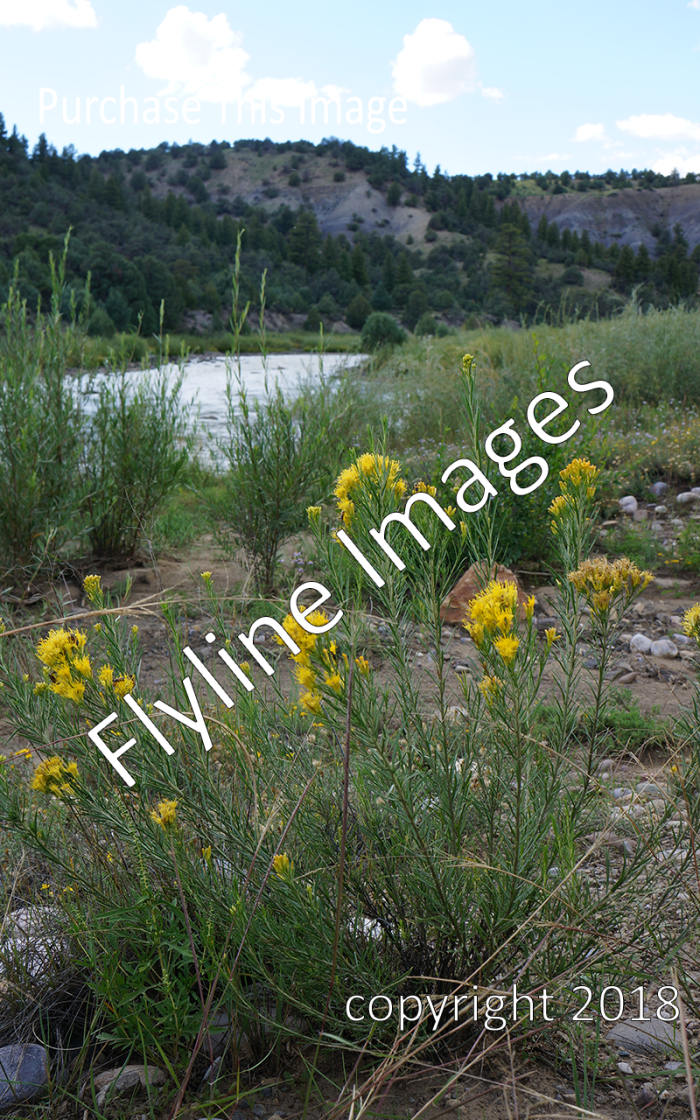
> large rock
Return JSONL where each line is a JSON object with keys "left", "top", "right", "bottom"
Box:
{"left": 440, "top": 563, "right": 530, "bottom": 625}
{"left": 0, "top": 1043, "right": 49, "bottom": 1111}
{"left": 607, "top": 1016, "right": 680, "bottom": 1057}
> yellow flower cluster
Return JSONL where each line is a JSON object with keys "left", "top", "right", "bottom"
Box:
{"left": 333, "top": 453, "right": 406, "bottom": 527}
{"left": 273, "top": 852, "right": 293, "bottom": 878}
{"left": 36, "top": 628, "right": 91, "bottom": 704}
{"left": 413, "top": 481, "right": 437, "bottom": 496}
{"left": 559, "top": 458, "right": 600, "bottom": 491}
{"left": 150, "top": 799, "right": 178, "bottom": 829}
{"left": 31, "top": 755, "right": 79, "bottom": 797}
{"left": 278, "top": 611, "right": 345, "bottom": 714}
{"left": 466, "top": 581, "right": 518, "bottom": 643}
{"left": 683, "top": 603, "right": 700, "bottom": 641}
{"left": 97, "top": 665, "right": 135, "bottom": 699}
{"left": 568, "top": 556, "right": 652, "bottom": 614}
{"left": 83, "top": 574, "right": 102, "bottom": 602}
{"left": 478, "top": 675, "right": 502, "bottom": 706}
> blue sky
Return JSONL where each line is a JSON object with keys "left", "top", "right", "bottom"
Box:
{"left": 1, "top": 0, "right": 699, "bottom": 176}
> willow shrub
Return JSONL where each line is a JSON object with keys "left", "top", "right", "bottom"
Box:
{"left": 0, "top": 363, "right": 691, "bottom": 1090}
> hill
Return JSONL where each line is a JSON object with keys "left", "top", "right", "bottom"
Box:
{"left": 1, "top": 118, "right": 699, "bottom": 337}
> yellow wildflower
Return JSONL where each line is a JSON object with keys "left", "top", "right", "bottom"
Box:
{"left": 493, "top": 635, "right": 519, "bottom": 664}
{"left": 354, "top": 655, "right": 371, "bottom": 676}
{"left": 525, "top": 595, "right": 536, "bottom": 621}
{"left": 683, "top": 603, "right": 700, "bottom": 640}
{"left": 201, "top": 571, "right": 212, "bottom": 583}
{"left": 296, "top": 664, "right": 317, "bottom": 691}
{"left": 333, "top": 453, "right": 406, "bottom": 526}
{"left": 36, "top": 628, "right": 87, "bottom": 668}
{"left": 83, "top": 574, "right": 102, "bottom": 601}
{"left": 466, "top": 580, "right": 519, "bottom": 638}
{"left": 151, "top": 799, "right": 178, "bottom": 830}
{"left": 203, "top": 846, "right": 212, "bottom": 866}
{"left": 545, "top": 627, "right": 559, "bottom": 649}
{"left": 307, "top": 505, "right": 322, "bottom": 523}
{"left": 72, "top": 654, "right": 93, "bottom": 679}
{"left": 414, "top": 481, "right": 437, "bottom": 496}
{"left": 559, "top": 458, "right": 599, "bottom": 490}
{"left": 131, "top": 625, "right": 138, "bottom": 636}
{"left": 31, "top": 756, "right": 79, "bottom": 797}
{"left": 33, "top": 681, "right": 48, "bottom": 695}
{"left": 323, "top": 671, "right": 343, "bottom": 693}
{"left": 98, "top": 664, "right": 114, "bottom": 689}
{"left": 478, "top": 676, "right": 502, "bottom": 706}
{"left": 93, "top": 623, "right": 102, "bottom": 633}
{"left": 113, "top": 675, "right": 135, "bottom": 700}
{"left": 300, "top": 691, "right": 322, "bottom": 715}
{"left": 273, "top": 852, "right": 293, "bottom": 878}
{"left": 239, "top": 661, "right": 251, "bottom": 675}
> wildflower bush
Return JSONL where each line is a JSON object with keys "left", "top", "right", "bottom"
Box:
{"left": 0, "top": 359, "right": 697, "bottom": 1113}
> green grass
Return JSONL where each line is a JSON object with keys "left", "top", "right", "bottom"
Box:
{"left": 79, "top": 329, "right": 362, "bottom": 368}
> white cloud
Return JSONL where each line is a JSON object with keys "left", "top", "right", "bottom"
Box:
{"left": 0, "top": 0, "right": 96, "bottom": 30}
{"left": 616, "top": 112, "right": 700, "bottom": 141}
{"left": 653, "top": 151, "right": 700, "bottom": 175}
{"left": 391, "top": 19, "right": 476, "bottom": 107}
{"left": 688, "top": 0, "right": 699, "bottom": 10}
{"left": 573, "top": 122, "right": 606, "bottom": 142}
{"left": 135, "top": 6, "right": 251, "bottom": 102}
{"left": 480, "top": 85, "right": 505, "bottom": 101}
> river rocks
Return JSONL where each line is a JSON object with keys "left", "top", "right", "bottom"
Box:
{"left": 0, "top": 1043, "right": 48, "bottom": 1111}
{"left": 439, "top": 562, "right": 529, "bottom": 624}
{"left": 650, "top": 481, "right": 669, "bottom": 497}
{"left": 650, "top": 638, "right": 679, "bottom": 658}
{"left": 654, "top": 505, "right": 668, "bottom": 516}
{"left": 618, "top": 496, "right": 638, "bottom": 514}
{"left": 607, "top": 1016, "right": 680, "bottom": 1056}
{"left": 630, "top": 633, "right": 653, "bottom": 653}
{"left": 676, "top": 492, "right": 700, "bottom": 504}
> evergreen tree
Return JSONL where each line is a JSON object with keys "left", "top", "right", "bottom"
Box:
{"left": 322, "top": 234, "right": 337, "bottom": 270}
{"left": 288, "top": 211, "right": 322, "bottom": 272}
{"left": 636, "top": 244, "right": 651, "bottom": 279}
{"left": 396, "top": 251, "right": 413, "bottom": 287}
{"left": 537, "top": 215, "right": 548, "bottom": 241}
{"left": 383, "top": 251, "right": 396, "bottom": 291}
{"left": 490, "top": 223, "right": 533, "bottom": 311}
{"left": 614, "top": 245, "right": 636, "bottom": 289}
{"left": 351, "top": 243, "right": 370, "bottom": 288}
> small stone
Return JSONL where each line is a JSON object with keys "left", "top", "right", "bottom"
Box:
{"left": 613, "top": 788, "right": 633, "bottom": 800}
{"left": 670, "top": 518, "right": 685, "bottom": 529}
{"left": 636, "top": 781, "right": 664, "bottom": 796}
{"left": 630, "top": 633, "right": 653, "bottom": 653}
{"left": 673, "top": 633, "right": 692, "bottom": 646}
{"left": 632, "top": 509, "right": 648, "bottom": 522}
{"left": 650, "top": 481, "right": 669, "bottom": 497}
{"left": 583, "top": 657, "right": 598, "bottom": 669}
{"left": 619, "top": 495, "right": 638, "bottom": 513}
{"left": 253, "top": 1104, "right": 266, "bottom": 1117}
{"left": 636, "top": 1082, "right": 657, "bottom": 1106}
{"left": 650, "top": 638, "right": 678, "bottom": 658}
{"left": 655, "top": 505, "right": 668, "bottom": 516}
{"left": 597, "top": 758, "right": 616, "bottom": 772}
{"left": 677, "top": 492, "right": 700, "bottom": 504}
{"left": 617, "top": 671, "right": 638, "bottom": 684}
{"left": 0, "top": 1044, "right": 48, "bottom": 1112}
{"left": 617, "top": 1061, "right": 633, "bottom": 1074}
{"left": 665, "top": 1061, "right": 683, "bottom": 1070}
{"left": 453, "top": 663, "right": 471, "bottom": 675}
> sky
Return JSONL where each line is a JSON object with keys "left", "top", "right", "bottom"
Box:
{"left": 0, "top": 0, "right": 699, "bottom": 177}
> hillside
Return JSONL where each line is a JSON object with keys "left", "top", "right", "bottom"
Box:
{"left": 0, "top": 118, "right": 698, "bottom": 337}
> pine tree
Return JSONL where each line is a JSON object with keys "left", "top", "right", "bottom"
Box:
{"left": 636, "top": 244, "right": 651, "bottom": 279}
{"left": 396, "top": 251, "right": 413, "bottom": 287}
{"left": 351, "top": 243, "right": 370, "bottom": 288}
{"left": 288, "top": 211, "right": 322, "bottom": 272}
{"left": 322, "top": 234, "right": 337, "bottom": 270}
{"left": 614, "top": 245, "right": 636, "bottom": 289}
{"left": 490, "top": 223, "right": 533, "bottom": 311}
{"left": 537, "top": 215, "right": 548, "bottom": 241}
{"left": 383, "top": 251, "right": 396, "bottom": 291}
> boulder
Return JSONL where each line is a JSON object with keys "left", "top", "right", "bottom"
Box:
{"left": 440, "top": 563, "right": 530, "bottom": 625}
{"left": 0, "top": 1043, "right": 48, "bottom": 1112}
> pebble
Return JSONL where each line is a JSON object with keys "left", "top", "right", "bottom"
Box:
{"left": 650, "top": 481, "right": 669, "bottom": 497}
{"left": 619, "top": 496, "right": 638, "bottom": 514}
{"left": 670, "top": 518, "right": 686, "bottom": 529}
{"left": 665, "top": 1061, "right": 684, "bottom": 1070}
{"left": 636, "top": 1082, "right": 657, "bottom": 1106}
{"left": 0, "top": 1044, "right": 48, "bottom": 1112}
{"left": 650, "top": 638, "right": 678, "bottom": 658}
{"left": 583, "top": 657, "right": 598, "bottom": 669}
{"left": 630, "top": 633, "right": 653, "bottom": 653}
{"left": 673, "top": 633, "right": 692, "bottom": 646}
{"left": 654, "top": 504, "right": 668, "bottom": 516}
{"left": 617, "top": 671, "right": 637, "bottom": 684}
{"left": 612, "top": 788, "right": 633, "bottom": 800}
{"left": 636, "top": 781, "right": 665, "bottom": 795}
{"left": 617, "top": 1061, "right": 634, "bottom": 1074}
{"left": 677, "top": 492, "right": 700, "bottom": 504}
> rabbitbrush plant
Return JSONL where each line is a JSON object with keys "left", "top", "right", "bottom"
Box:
{"left": 0, "top": 356, "right": 696, "bottom": 1117}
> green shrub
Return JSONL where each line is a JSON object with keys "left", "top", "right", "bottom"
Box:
{"left": 79, "top": 346, "right": 195, "bottom": 558}
{"left": 303, "top": 306, "right": 321, "bottom": 332}
{"left": 361, "top": 312, "right": 406, "bottom": 351}
{"left": 87, "top": 306, "right": 116, "bottom": 337}
{"left": 415, "top": 312, "right": 438, "bottom": 336}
